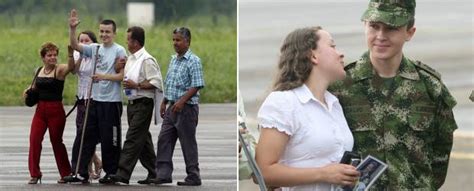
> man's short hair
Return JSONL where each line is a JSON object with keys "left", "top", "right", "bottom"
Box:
{"left": 173, "top": 27, "right": 191, "bottom": 43}
{"left": 100, "top": 19, "right": 117, "bottom": 33}
{"left": 127, "top": 26, "right": 145, "bottom": 47}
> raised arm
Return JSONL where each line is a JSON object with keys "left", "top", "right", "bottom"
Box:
{"left": 66, "top": 45, "right": 75, "bottom": 73}
{"left": 69, "top": 9, "right": 83, "bottom": 52}
{"left": 55, "top": 46, "right": 75, "bottom": 80}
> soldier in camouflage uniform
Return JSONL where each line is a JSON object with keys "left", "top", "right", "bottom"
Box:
{"left": 330, "top": 0, "right": 457, "bottom": 190}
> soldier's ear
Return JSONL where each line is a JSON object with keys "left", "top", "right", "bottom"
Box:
{"left": 406, "top": 26, "right": 416, "bottom": 41}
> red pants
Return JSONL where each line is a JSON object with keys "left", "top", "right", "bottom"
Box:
{"left": 29, "top": 101, "right": 71, "bottom": 178}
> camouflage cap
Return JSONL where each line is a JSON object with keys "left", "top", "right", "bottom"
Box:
{"left": 361, "top": 0, "right": 416, "bottom": 27}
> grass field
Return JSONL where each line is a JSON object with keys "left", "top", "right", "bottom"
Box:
{"left": 0, "top": 15, "right": 236, "bottom": 105}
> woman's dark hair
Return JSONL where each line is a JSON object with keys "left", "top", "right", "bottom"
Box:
{"left": 78, "top": 30, "right": 98, "bottom": 43}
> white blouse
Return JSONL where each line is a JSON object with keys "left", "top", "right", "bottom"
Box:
{"left": 74, "top": 51, "right": 94, "bottom": 99}
{"left": 258, "top": 85, "right": 353, "bottom": 191}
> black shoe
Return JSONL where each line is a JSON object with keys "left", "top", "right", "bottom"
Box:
{"left": 153, "top": 178, "right": 172, "bottom": 184}
{"left": 98, "top": 174, "right": 114, "bottom": 184}
{"left": 177, "top": 180, "right": 201, "bottom": 186}
{"left": 109, "top": 174, "right": 129, "bottom": 184}
{"left": 63, "top": 174, "right": 89, "bottom": 183}
{"left": 137, "top": 178, "right": 156, "bottom": 184}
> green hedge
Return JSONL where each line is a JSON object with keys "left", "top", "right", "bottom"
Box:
{"left": 0, "top": 15, "right": 236, "bottom": 105}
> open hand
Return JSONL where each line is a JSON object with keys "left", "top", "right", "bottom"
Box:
{"left": 69, "top": 9, "right": 80, "bottom": 28}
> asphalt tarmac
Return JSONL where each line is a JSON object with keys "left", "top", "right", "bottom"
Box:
{"left": 0, "top": 104, "right": 237, "bottom": 191}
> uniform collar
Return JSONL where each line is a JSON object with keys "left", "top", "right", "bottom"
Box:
{"left": 398, "top": 56, "right": 420, "bottom": 80}
{"left": 352, "top": 51, "right": 420, "bottom": 81}
{"left": 351, "top": 51, "right": 374, "bottom": 82}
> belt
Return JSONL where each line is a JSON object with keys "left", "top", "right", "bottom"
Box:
{"left": 128, "top": 97, "right": 152, "bottom": 105}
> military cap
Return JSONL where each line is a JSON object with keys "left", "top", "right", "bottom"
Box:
{"left": 361, "top": 0, "right": 416, "bottom": 27}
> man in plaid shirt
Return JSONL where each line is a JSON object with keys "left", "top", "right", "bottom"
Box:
{"left": 155, "top": 27, "right": 204, "bottom": 186}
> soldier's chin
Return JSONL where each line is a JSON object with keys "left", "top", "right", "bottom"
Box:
{"left": 371, "top": 51, "right": 392, "bottom": 60}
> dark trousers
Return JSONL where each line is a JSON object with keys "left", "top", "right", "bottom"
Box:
{"left": 77, "top": 100, "right": 122, "bottom": 177}
{"left": 156, "top": 103, "right": 200, "bottom": 182}
{"left": 71, "top": 99, "right": 97, "bottom": 173}
{"left": 116, "top": 97, "right": 157, "bottom": 180}
{"left": 29, "top": 101, "right": 71, "bottom": 178}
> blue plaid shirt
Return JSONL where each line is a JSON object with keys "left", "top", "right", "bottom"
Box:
{"left": 164, "top": 49, "right": 205, "bottom": 104}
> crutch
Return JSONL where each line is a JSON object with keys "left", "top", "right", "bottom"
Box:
{"left": 73, "top": 45, "right": 100, "bottom": 179}
{"left": 239, "top": 122, "right": 267, "bottom": 191}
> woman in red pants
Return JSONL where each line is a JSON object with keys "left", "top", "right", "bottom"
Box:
{"left": 23, "top": 42, "right": 75, "bottom": 184}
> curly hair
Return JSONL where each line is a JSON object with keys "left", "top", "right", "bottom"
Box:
{"left": 273, "top": 26, "right": 322, "bottom": 91}
{"left": 39, "top": 42, "right": 59, "bottom": 58}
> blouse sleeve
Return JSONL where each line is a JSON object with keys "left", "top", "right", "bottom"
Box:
{"left": 257, "top": 91, "right": 295, "bottom": 136}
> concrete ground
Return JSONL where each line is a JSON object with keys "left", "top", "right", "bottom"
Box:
{"left": 0, "top": 104, "right": 237, "bottom": 191}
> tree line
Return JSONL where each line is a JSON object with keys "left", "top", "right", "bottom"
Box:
{"left": 0, "top": 0, "right": 236, "bottom": 26}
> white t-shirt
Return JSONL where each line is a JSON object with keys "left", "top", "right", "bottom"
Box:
{"left": 258, "top": 84, "right": 354, "bottom": 191}
{"left": 82, "top": 43, "right": 127, "bottom": 102}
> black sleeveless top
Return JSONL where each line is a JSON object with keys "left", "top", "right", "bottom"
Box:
{"left": 35, "top": 67, "right": 64, "bottom": 101}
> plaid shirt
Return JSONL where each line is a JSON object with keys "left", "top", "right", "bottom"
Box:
{"left": 164, "top": 49, "right": 204, "bottom": 104}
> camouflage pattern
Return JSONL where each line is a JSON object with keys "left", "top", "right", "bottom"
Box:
{"left": 361, "top": 0, "right": 416, "bottom": 27}
{"left": 330, "top": 51, "right": 457, "bottom": 190}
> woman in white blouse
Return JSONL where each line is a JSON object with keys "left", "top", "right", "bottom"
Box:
{"left": 70, "top": 31, "right": 102, "bottom": 180}
{"left": 256, "top": 26, "right": 359, "bottom": 190}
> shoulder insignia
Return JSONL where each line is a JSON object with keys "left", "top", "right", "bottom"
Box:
{"left": 413, "top": 60, "right": 441, "bottom": 80}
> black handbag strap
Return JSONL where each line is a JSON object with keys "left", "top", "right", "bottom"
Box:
{"left": 30, "top": 66, "right": 43, "bottom": 89}
{"left": 65, "top": 95, "right": 79, "bottom": 118}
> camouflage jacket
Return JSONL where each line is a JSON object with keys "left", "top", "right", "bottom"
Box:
{"left": 330, "top": 52, "right": 457, "bottom": 190}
